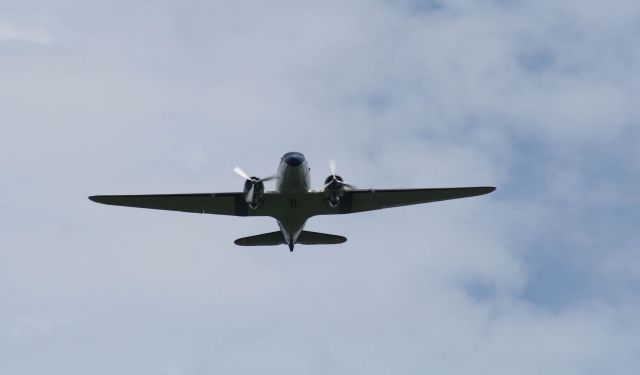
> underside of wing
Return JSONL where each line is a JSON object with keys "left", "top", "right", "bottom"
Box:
{"left": 302, "top": 186, "right": 496, "bottom": 216}
{"left": 89, "top": 187, "right": 495, "bottom": 218}
{"left": 89, "top": 192, "right": 272, "bottom": 217}
{"left": 343, "top": 186, "right": 495, "bottom": 213}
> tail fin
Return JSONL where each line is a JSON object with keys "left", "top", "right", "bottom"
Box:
{"left": 234, "top": 231, "right": 346, "bottom": 246}
{"left": 297, "top": 231, "right": 347, "bottom": 245}
{"left": 234, "top": 231, "right": 284, "bottom": 246}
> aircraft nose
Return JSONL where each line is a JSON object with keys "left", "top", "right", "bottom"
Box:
{"left": 284, "top": 153, "right": 305, "bottom": 167}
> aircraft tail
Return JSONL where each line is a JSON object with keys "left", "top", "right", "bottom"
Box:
{"left": 234, "top": 231, "right": 346, "bottom": 246}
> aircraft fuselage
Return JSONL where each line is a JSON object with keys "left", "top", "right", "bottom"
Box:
{"left": 275, "top": 152, "right": 312, "bottom": 251}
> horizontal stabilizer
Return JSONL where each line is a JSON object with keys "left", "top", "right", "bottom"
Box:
{"left": 297, "top": 231, "right": 347, "bottom": 245}
{"left": 234, "top": 231, "right": 347, "bottom": 246}
{"left": 234, "top": 231, "right": 284, "bottom": 246}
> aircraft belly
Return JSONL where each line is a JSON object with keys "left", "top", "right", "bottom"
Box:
{"left": 277, "top": 217, "right": 306, "bottom": 244}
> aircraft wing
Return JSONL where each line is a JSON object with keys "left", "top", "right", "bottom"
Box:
{"left": 89, "top": 187, "right": 495, "bottom": 218}
{"left": 312, "top": 186, "right": 496, "bottom": 215}
{"left": 88, "top": 192, "right": 274, "bottom": 217}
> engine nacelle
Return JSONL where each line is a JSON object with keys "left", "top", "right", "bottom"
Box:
{"left": 244, "top": 177, "right": 265, "bottom": 209}
{"left": 324, "top": 175, "right": 345, "bottom": 207}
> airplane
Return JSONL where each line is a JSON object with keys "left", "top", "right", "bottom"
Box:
{"left": 89, "top": 152, "right": 496, "bottom": 251}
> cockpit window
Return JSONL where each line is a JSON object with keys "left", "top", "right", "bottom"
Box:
{"left": 282, "top": 152, "right": 306, "bottom": 167}
{"left": 282, "top": 152, "right": 305, "bottom": 159}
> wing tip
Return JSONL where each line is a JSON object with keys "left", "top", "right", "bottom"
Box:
{"left": 475, "top": 186, "right": 496, "bottom": 197}
{"left": 88, "top": 195, "right": 107, "bottom": 204}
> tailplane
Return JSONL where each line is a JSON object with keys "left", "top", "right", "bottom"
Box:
{"left": 234, "top": 231, "right": 346, "bottom": 246}
{"left": 234, "top": 231, "right": 284, "bottom": 246}
{"left": 297, "top": 231, "right": 347, "bottom": 245}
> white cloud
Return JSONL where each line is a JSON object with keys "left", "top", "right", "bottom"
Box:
{"left": 0, "top": 22, "right": 52, "bottom": 46}
{"left": 1, "top": 0, "right": 639, "bottom": 374}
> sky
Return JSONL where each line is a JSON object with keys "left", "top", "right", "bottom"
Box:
{"left": 1, "top": 0, "right": 639, "bottom": 373}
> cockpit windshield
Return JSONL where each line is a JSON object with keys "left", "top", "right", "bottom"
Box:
{"left": 282, "top": 152, "right": 306, "bottom": 167}
{"left": 282, "top": 152, "right": 305, "bottom": 159}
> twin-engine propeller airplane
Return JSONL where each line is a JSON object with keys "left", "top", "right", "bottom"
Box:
{"left": 89, "top": 152, "right": 496, "bottom": 251}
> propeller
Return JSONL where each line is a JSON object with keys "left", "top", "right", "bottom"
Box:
{"left": 233, "top": 166, "right": 252, "bottom": 181}
{"left": 325, "top": 160, "right": 355, "bottom": 189}
{"left": 329, "top": 160, "right": 337, "bottom": 176}
{"left": 234, "top": 167, "right": 275, "bottom": 204}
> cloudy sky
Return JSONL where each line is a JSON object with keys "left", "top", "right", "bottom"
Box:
{"left": 2, "top": 0, "right": 639, "bottom": 373}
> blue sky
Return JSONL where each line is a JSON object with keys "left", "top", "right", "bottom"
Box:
{"left": 1, "top": 1, "right": 639, "bottom": 373}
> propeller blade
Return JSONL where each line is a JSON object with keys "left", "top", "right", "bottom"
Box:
{"left": 329, "top": 160, "right": 337, "bottom": 176}
{"left": 246, "top": 184, "right": 255, "bottom": 203}
{"left": 260, "top": 175, "right": 276, "bottom": 182}
{"left": 342, "top": 182, "right": 356, "bottom": 189}
{"left": 233, "top": 166, "right": 251, "bottom": 180}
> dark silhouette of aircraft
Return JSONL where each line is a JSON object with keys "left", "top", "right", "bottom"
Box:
{"left": 90, "top": 152, "right": 495, "bottom": 251}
